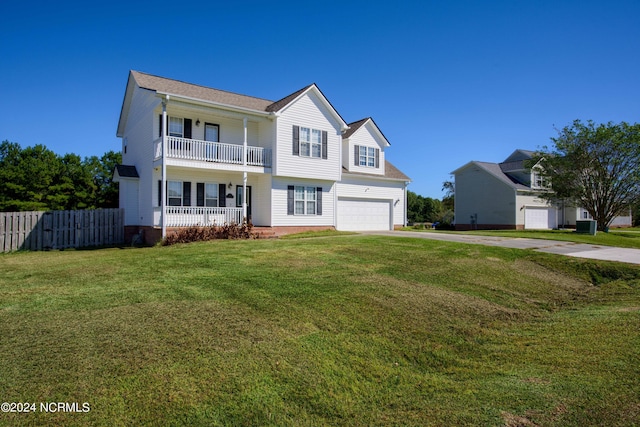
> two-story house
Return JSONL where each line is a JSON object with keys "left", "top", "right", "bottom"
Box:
{"left": 114, "top": 71, "right": 410, "bottom": 243}
{"left": 452, "top": 149, "right": 632, "bottom": 230}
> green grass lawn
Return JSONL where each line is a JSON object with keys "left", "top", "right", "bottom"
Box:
{"left": 1, "top": 235, "right": 639, "bottom": 426}
{"left": 402, "top": 227, "right": 640, "bottom": 249}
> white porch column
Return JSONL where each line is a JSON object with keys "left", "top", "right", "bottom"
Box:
{"left": 161, "top": 97, "right": 168, "bottom": 238}
{"left": 242, "top": 117, "right": 248, "bottom": 221}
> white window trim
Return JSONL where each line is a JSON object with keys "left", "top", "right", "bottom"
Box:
{"left": 359, "top": 145, "right": 376, "bottom": 167}
{"left": 168, "top": 180, "right": 183, "bottom": 206}
{"left": 300, "top": 127, "right": 322, "bottom": 158}
{"left": 294, "top": 186, "right": 317, "bottom": 215}
{"left": 169, "top": 117, "right": 184, "bottom": 138}
{"left": 205, "top": 183, "right": 219, "bottom": 207}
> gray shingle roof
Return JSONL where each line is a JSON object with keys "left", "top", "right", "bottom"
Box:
{"left": 342, "top": 160, "right": 410, "bottom": 181}
{"left": 114, "top": 164, "right": 139, "bottom": 178}
{"left": 473, "top": 162, "right": 529, "bottom": 190}
{"left": 131, "top": 71, "right": 275, "bottom": 112}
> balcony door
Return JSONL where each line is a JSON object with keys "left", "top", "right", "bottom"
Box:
{"left": 205, "top": 123, "right": 219, "bottom": 162}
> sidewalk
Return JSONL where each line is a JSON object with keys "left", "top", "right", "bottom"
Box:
{"left": 363, "top": 230, "right": 640, "bottom": 265}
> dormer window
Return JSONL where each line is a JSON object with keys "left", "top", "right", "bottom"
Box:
{"left": 354, "top": 145, "right": 380, "bottom": 168}
{"left": 532, "top": 170, "right": 548, "bottom": 189}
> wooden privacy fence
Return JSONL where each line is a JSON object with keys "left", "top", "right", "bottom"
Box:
{"left": 0, "top": 209, "right": 124, "bottom": 252}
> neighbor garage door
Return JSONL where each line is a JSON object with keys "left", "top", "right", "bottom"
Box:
{"left": 337, "top": 198, "right": 391, "bottom": 231}
{"left": 524, "top": 207, "right": 557, "bottom": 229}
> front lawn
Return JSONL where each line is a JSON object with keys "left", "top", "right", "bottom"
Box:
{"left": 0, "top": 235, "right": 638, "bottom": 426}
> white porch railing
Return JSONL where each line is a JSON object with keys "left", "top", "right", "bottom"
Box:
{"left": 158, "top": 207, "right": 244, "bottom": 227}
{"left": 154, "top": 137, "right": 271, "bottom": 167}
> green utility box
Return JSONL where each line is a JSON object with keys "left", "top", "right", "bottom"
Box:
{"left": 576, "top": 220, "right": 597, "bottom": 235}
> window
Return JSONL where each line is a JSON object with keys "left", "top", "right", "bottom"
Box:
{"left": 293, "top": 125, "right": 327, "bottom": 159}
{"left": 169, "top": 117, "right": 183, "bottom": 137}
{"left": 356, "top": 145, "right": 379, "bottom": 168}
{"left": 205, "top": 183, "right": 218, "bottom": 207}
{"left": 532, "top": 170, "right": 548, "bottom": 189}
{"left": 294, "top": 186, "right": 317, "bottom": 215}
{"left": 168, "top": 181, "right": 183, "bottom": 206}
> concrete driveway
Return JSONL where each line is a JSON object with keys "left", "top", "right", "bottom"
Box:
{"left": 363, "top": 230, "right": 640, "bottom": 265}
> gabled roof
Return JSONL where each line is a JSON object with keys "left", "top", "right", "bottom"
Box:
{"left": 342, "top": 160, "right": 410, "bottom": 182}
{"left": 118, "top": 71, "right": 349, "bottom": 136}
{"left": 503, "top": 149, "right": 535, "bottom": 163}
{"left": 265, "top": 84, "right": 314, "bottom": 112}
{"left": 265, "top": 83, "right": 348, "bottom": 130}
{"left": 452, "top": 161, "right": 530, "bottom": 190}
{"left": 130, "top": 70, "right": 274, "bottom": 111}
{"left": 342, "top": 117, "right": 391, "bottom": 147}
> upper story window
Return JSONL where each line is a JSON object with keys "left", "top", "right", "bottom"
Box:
{"left": 531, "top": 170, "right": 548, "bottom": 189}
{"left": 293, "top": 125, "right": 327, "bottom": 159}
{"left": 158, "top": 115, "right": 192, "bottom": 139}
{"left": 354, "top": 145, "right": 380, "bottom": 168}
{"left": 169, "top": 117, "right": 183, "bottom": 137}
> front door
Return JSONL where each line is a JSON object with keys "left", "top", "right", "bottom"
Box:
{"left": 236, "top": 185, "right": 252, "bottom": 221}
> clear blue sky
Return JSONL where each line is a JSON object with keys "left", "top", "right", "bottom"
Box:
{"left": 2, "top": 0, "right": 638, "bottom": 199}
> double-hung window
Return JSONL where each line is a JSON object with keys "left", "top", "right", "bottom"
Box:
{"left": 359, "top": 146, "right": 376, "bottom": 167}
{"left": 299, "top": 127, "right": 322, "bottom": 158}
{"left": 169, "top": 117, "right": 183, "bottom": 137}
{"left": 294, "top": 186, "right": 317, "bottom": 215}
{"left": 293, "top": 125, "right": 327, "bottom": 159}
{"left": 355, "top": 145, "right": 379, "bottom": 168}
{"left": 532, "top": 170, "right": 548, "bottom": 189}
{"left": 167, "top": 181, "right": 183, "bottom": 206}
{"left": 205, "top": 183, "right": 218, "bottom": 207}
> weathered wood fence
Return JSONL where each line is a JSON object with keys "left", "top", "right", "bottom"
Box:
{"left": 0, "top": 209, "right": 124, "bottom": 252}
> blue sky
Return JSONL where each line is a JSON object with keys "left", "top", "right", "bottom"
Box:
{"left": 2, "top": 0, "right": 638, "bottom": 199}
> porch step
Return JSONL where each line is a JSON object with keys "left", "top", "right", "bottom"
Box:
{"left": 252, "top": 227, "right": 278, "bottom": 239}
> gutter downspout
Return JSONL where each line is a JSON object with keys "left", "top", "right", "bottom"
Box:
{"left": 161, "top": 97, "right": 168, "bottom": 239}
{"left": 242, "top": 117, "right": 248, "bottom": 222}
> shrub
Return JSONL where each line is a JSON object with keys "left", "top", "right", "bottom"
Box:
{"left": 162, "top": 220, "right": 256, "bottom": 246}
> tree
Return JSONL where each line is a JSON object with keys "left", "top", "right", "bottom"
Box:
{"left": 0, "top": 140, "right": 121, "bottom": 212}
{"left": 441, "top": 179, "right": 454, "bottom": 212}
{"left": 535, "top": 120, "right": 640, "bottom": 231}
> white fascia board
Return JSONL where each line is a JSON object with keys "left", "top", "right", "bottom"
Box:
{"left": 341, "top": 172, "right": 411, "bottom": 183}
{"left": 154, "top": 91, "right": 276, "bottom": 119}
{"left": 277, "top": 85, "right": 349, "bottom": 131}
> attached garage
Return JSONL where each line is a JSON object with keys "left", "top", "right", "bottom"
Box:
{"left": 337, "top": 198, "right": 392, "bottom": 231}
{"left": 524, "top": 206, "right": 557, "bottom": 229}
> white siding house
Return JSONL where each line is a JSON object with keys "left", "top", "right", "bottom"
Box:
{"left": 453, "top": 149, "right": 632, "bottom": 230}
{"left": 114, "top": 71, "right": 410, "bottom": 242}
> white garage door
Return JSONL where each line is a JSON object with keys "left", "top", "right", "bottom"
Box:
{"left": 337, "top": 198, "right": 391, "bottom": 231}
{"left": 525, "top": 207, "right": 557, "bottom": 229}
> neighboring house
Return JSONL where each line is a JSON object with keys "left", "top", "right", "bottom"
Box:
{"left": 452, "top": 149, "right": 632, "bottom": 230}
{"left": 115, "top": 71, "right": 410, "bottom": 242}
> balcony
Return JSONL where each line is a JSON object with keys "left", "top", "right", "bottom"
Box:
{"left": 154, "top": 137, "right": 272, "bottom": 167}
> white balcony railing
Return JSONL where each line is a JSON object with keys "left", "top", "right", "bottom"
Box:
{"left": 158, "top": 207, "right": 244, "bottom": 227}
{"left": 154, "top": 137, "right": 271, "bottom": 167}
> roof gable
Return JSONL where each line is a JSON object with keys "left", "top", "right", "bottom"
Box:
{"left": 503, "top": 149, "right": 535, "bottom": 163}
{"left": 453, "top": 161, "right": 529, "bottom": 190}
{"left": 268, "top": 84, "right": 348, "bottom": 131}
{"left": 343, "top": 117, "right": 390, "bottom": 148}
